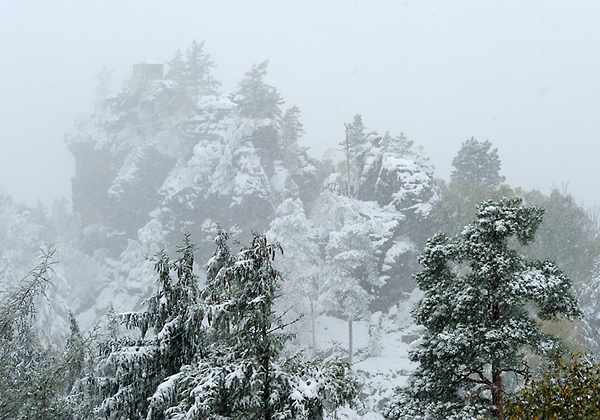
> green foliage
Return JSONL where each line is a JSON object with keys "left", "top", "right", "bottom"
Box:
{"left": 97, "top": 234, "right": 203, "bottom": 419}
{"left": 96, "top": 232, "right": 357, "bottom": 420}
{"left": 321, "top": 216, "right": 380, "bottom": 321}
{"left": 431, "top": 179, "right": 517, "bottom": 236}
{"left": 0, "top": 247, "right": 54, "bottom": 419}
{"left": 518, "top": 189, "right": 600, "bottom": 352}
{"left": 506, "top": 352, "right": 600, "bottom": 419}
{"left": 281, "top": 105, "right": 305, "bottom": 149}
{"left": 0, "top": 246, "right": 93, "bottom": 420}
{"left": 166, "top": 40, "right": 220, "bottom": 104}
{"left": 522, "top": 188, "right": 600, "bottom": 288}
{"left": 451, "top": 137, "right": 506, "bottom": 188}
{"left": 380, "top": 130, "right": 414, "bottom": 156}
{"left": 147, "top": 230, "right": 358, "bottom": 420}
{"left": 431, "top": 137, "right": 512, "bottom": 236}
{"left": 384, "top": 198, "right": 581, "bottom": 420}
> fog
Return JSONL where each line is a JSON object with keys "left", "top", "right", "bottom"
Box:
{"left": 3, "top": 3, "right": 600, "bottom": 417}
{"left": 1, "top": 0, "right": 599, "bottom": 207}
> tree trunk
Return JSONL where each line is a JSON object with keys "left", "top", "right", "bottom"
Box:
{"left": 492, "top": 361, "right": 504, "bottom": 419}
{"left": 348, "top": 318, "right": 353, "bottom": 366}
{"left": 491, "top": 300, "right": 504, "bottom": 419}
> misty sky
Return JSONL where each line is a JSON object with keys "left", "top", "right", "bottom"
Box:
{"left": 1, "top": 1, "right": 599, "bottom": 208}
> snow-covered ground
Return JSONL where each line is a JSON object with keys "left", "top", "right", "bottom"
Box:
{"left": 305, "top": 299, "right": 422, "bottom": 419}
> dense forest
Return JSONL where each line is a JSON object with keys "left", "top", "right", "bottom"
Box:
{"left": 1, "top": 41, "right": 599, "bottom": 419}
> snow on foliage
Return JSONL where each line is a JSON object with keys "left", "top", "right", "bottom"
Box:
{"left": 384, "top": 197, "right": 581, "bottom": 420}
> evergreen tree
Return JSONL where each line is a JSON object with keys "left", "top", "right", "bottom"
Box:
{"left": 339, "top": 114, "right": 369, "bottom": 197}
{"left": 166, "top": 49, "right": 186, "bottom": 85}
{"left": 321, "top": 215, "right": 380, "bottom": 365}
{"left": 146, "top": 230, "right": 358, "bottom": 420}
{"left": 96, "top": 235, "right": 203, "bottom": 419}
{"left": 380, "top": 131, "right": 414, "bottom": 156}
{"left": 432, "top": 138, "right": 510, "bottom": 236}
{"left": 280, "top": 106, "right": 305, "bottom": 149}
{"left": 61, "top": 313, "right": 103, "bottom": 420}
{"left": 450, "top": 137, "right": 506, "bottom": 188}
{"left": 184, "top": 40, "right": 220, "bottom": 101}
{"left": 522, "top": 188, "right": 600, "bottom": 288}
{"left": 383, "top": 198, "right": 581, "bottom": 420}
{"left": 165, "top": 48, "right": 192, "bottom": 111}
{"left": 234, "top": 60, "right": 283, "bottom": 120}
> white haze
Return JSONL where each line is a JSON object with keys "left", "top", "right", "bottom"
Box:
{"left": 1, "top": 0, "right": 599, "bottom": 208}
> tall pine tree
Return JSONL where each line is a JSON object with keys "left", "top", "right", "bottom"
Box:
{"left": 384, "top": 198, "right": 581, "bottom": 420}
{"left": 234, "top": 60, "right": 283, "bottom": 120}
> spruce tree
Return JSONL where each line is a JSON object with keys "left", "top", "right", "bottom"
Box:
{"left": 166, "top": 49, "right": 186, "bottom": 85}
{"left": 97, "top": 235, "right": 203, "bottom": 419}
{"left": 146, "top": 230, "right": 358, "bottom": 420}
{"left": 383, "top": 198, "right": 581, "bottom": 420}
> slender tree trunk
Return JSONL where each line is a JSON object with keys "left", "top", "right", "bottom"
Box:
{"left": 348, "top": 318, "right": 353, "bottom": 366}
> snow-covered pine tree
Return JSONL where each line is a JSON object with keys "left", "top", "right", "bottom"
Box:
{"left": 96, "top": 235, "right": 203, "bottom": 419}
{"left": 340, "top": 114, "right": 369, "bottom": 197}
{"left": 146, "top": 230, "right": 358, "bottom": 420}
{"left": 166, "top": 49, "right": 185, "bottom": 83}
{"left": 380, "top": 131, "right": 414, "bottom": 157}
{"left": 184, "top": 40, "right": 220, "bottom": 101}
{"left": 234, "top": 60, "right": 283, "bottom": 120}
{"left": 321, "top": 214, "right": 380, "bottom": 365}
{"left": 281, "top": 106, "right": 305, "bottom": 150}
{"left": 383, "top": 197, "right": 581, "bottom": 420}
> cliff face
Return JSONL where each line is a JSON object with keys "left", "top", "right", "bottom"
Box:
{"left": 64, "top": 57, "right": 441, "bottom": 326}
{"left": 64, "top": 66, "right": 321, "bottom": 319}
